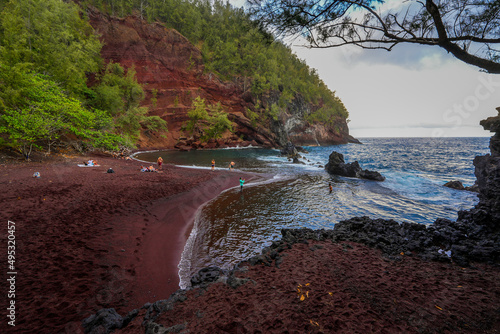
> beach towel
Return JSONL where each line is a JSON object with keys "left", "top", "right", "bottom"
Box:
{"left": 77, "top": 164, "right": 101, "bottom": 167}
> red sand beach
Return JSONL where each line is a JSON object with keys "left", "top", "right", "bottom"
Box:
{"left": 0, "top": 154, "right": 259, "bottom": 333}
{"left": 0, "top": 154, "right": 499, "bottom": 333}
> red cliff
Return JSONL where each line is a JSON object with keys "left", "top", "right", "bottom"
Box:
{"left": 87, "top": 8, "right": 353, "bottom": 150}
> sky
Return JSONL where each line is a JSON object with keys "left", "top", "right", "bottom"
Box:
{"left": 228, "top": 0, "right": 500, "bottom": 138}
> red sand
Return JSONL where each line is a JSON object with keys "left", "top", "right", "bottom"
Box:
{"left": 149, "top": 241, "right": 500, "bottom": 333}
{"left": 0, "top": 155, "right": 258, "bottom": 333}
{"left": 0, "top": 154, "right": 499, "bottom": 333}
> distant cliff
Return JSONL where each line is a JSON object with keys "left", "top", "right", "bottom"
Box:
{"left": 87, "top": 8, "right": 355, "bottom": 150}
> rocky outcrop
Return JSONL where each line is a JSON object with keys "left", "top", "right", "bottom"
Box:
{"left": 325, "top": 151, "right": 385, "bottom": 181}
{"left": 443, "top": 180, "right": 479, "bottom": 192}
{"left": 481, "top": 107, "right": 500, "bottom": 156}
{"left": 452, "top": 107, "right": 500, "bottom": 229}
{"left": 279, "top": 141, "right": 309, "bottom": 164}
{"left": 86, "top": 7, "right": 353, "bottom": 150}
{"left": 82, "top": 308, "right": 139, "bottom": 334}
{"left": 278, "top": 214, "right": 500, "bottom": 267}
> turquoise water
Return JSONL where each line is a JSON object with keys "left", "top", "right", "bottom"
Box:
{"left": 134, "top": 137, "right": 490, "bottom": 286}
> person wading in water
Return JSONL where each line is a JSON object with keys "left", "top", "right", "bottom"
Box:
{"left": 239, "top": 177, "right": 245, "bottom": 191}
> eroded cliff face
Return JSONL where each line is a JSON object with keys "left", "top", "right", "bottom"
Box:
{"left": 468, "top": 107, "right": 500, "bottom": 224}
{"left": 87, "top": 8, "right": 353, "bottom": 149}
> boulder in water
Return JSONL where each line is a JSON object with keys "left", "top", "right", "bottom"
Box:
{"left": 280, "top": 142, "right": 298, "bottom": 157}
{"left": 325, "top": 151, "right": 385, "bottom": 181}
{"left": 444, "top": 180, "right": 465, "bottom": 190}
{"left": 281, "top": 141, "right": 307, "bottom": 164}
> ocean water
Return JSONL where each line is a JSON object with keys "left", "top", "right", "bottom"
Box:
{"left": 134, "top": 137, "right": 490, "bottom": 287}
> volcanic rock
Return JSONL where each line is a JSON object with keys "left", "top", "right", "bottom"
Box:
{"left": 464, "top": 107, "right": 500, "bottom": 225}
{"left": 325, "top": 151, "right": 385, "bottom": 181}
{"left": 190, "top": 266, "right": 225, "bottom": 289}
{"left": 444, "top": 180, "right": 466, "bottom": 190}
{"left": 82, "top": 308, "right": 139, "bottom": 334}
{"left": 280, "top": 141, "right": 298, "bottom": 157}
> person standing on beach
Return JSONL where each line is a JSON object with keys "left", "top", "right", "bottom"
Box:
{"left": 157, "top": 156, "right": 163, "bottom": 170}
{"left": 240, "top": 177, "right": 245, "bottom": 191}
{"left": 229, "top": 161, "right": 235, "bottom": 171}
{"left": 211, "top": 159, "right": 215, "bottom": 171}
{"left": 329, "top": 182, "right": 333, "bottom": 194}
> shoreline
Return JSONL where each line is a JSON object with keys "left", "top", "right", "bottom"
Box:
{"left": 124, "top": 167, "right": 267, "bottom": 309}
{"left": 2, "top": 148, "right": 499, "bottom": 333}
{"left": 129, "top": 150, "right": 272, "bottom": 294}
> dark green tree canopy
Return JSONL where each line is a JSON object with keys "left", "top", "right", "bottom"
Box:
{"left": 249, "top": 0, "right": 500, "bottom": 73}
{"left": 0, "top": 0, "right": 102, "bottom": 96}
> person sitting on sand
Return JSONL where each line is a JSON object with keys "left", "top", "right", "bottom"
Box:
{"left": 87, "top": 159, "right": 94, "bottom": 166}
{"left": 140, "top": 166, "right": 148, "bottom": 172}
{"left": 157, "top": 156, "right": 163, "bottom": 169}
{"left": 211, "top": 159, "right": 215, "bottom": 171}
{"left": 148, "top": 165, "right": 158, "bottom": 172}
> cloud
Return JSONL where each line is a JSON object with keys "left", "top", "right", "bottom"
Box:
{"left": 231, "top": 0, "right": 499, "bottom": 138}
{"left": 339, "top": 42, "right": 450, "bottom": 70}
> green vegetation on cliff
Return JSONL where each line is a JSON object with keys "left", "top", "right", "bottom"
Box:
{"left": 0, "top": 0, "right": 165, "bottom": 156}
{"left": 0, "top": 69, "right": 121, "bottom": 157}
{"left": 183, "top": 96, "right": 233, "bottom": 142}
{"left": 81, "top": 0, "right": 348, "bottom": 122}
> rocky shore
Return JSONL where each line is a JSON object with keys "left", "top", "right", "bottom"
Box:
{"left": 82, "top": 111, "right": 500, "bottom": 334}
{"left": 81, "top": 215, "right": 500, "bottom": 333}
{"left": 83, "top": 225, "right": 500, "bottom": 334}
{"left": 2, "top": 111, "right": 500, "bottom": 333}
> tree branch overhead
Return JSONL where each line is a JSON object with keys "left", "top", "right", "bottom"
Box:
{"left": 249, "top": 0, "right": 500, "bottom": 73}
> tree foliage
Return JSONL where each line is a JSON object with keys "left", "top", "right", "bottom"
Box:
{"left": 184, "top": 96, "right": 233, "bottom": 141}
{"left": 0, "top": 0, "right": 102, "bottom": 96}
{"left": 0, "top": 65, "right": 122, "bottom": 157}
{"left": 90, "top": 62, "right": 167, "bottom": 146}
{"left": 0, "top": 0, "right": 167, "bottom": 155}
{"left": 248, "top": 0, "right": 500, "bottom": 74}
